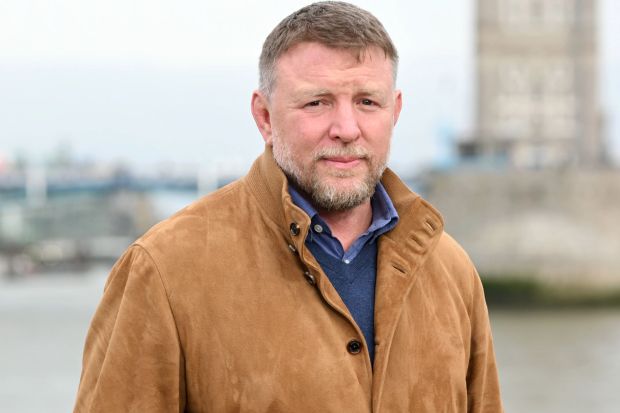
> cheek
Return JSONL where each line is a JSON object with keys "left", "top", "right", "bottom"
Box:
{"left": 273, "top": 124, "right": 314, "bottom": 164}
{"left": 296, "top": 112, "right": 331, "bottom": 137}
{"left": 285, "top": 124, "right": 326, "bottom": 155}
{"left": 364, "top": 119, "right": 393, "bottom": 149}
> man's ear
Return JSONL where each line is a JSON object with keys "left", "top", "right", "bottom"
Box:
{"left": 251, "top": 91, "right": 273, "bottom": 145}
{"left": 393, "top": 89, "right": 403, "bottom": 126}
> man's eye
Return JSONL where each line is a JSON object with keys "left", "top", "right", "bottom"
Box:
{"left": 305, "top": 100, "right": 321, "bottom": 107}
{"left": 361, "top": 99, "right": 374, "bottom": 106}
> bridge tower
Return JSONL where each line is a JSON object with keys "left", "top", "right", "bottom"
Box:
{"left": 462, "top": 0, "right": 605, "bottom": 168}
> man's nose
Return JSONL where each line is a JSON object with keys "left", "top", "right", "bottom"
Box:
{"left": 327, "top": 104, "right": 361, "bottom": 143}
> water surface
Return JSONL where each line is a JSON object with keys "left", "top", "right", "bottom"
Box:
{"left": 1, "top": 272, "right": 619, "bottom": 412}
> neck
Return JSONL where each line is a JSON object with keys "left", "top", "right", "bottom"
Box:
{"left": 318, "top": 201, "right": 373, "bottom": 252}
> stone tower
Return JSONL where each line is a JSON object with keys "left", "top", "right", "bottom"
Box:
{"left": 462, "top": 0, "right": 604, "bottom": 168}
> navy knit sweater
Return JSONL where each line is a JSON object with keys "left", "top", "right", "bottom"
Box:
{"left": 307, "top": 240, "right": 378, "bottom": 363}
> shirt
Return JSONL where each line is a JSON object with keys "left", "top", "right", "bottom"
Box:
{"left": 288, "top": 183, "right": 399, "bottom": 263}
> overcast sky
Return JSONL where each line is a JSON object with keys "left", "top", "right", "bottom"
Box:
{"left": 1, "top": 0, "right": 618, "bottom": 175}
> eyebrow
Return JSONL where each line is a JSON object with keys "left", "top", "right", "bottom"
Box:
{"left": 292, "top": 88, "right": 332, "bottom": 101}
{"left": 357, "top": 88, "right": 387, "bottom": 99}
{"left": 292, "top": 87, "right": 387, "bottom": 102}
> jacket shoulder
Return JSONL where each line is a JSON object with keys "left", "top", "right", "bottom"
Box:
{"left": 137, "top": 180, "right": 244, "bottom": 249}
{"left": 122, "top": 180, "right": 252, "bottom": 291}
{"left": 429, "top": 231, "right": 483, "bottom": 300}
{"left": 435, "top": 232, "right": 474, "bottom": 269}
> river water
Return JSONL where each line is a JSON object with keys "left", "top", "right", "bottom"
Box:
{"left": 1, "top": 270, "right": 619, "bottom": 412}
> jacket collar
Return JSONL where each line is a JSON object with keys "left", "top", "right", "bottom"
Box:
{"left": 379, "top": 167, "right": 444, "bottom": 273}
{"left": 243, "top": 146, "right": 313, "bottom": 246}
{"left": 243, "top": 145, "right": 444, "bottom": 251}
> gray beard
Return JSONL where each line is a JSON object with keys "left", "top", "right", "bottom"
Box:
{"left": 285, "top": 166, "right": 380, "bottom": 212}
{"left": 272, "top": 142, "right": 386, "bottom": 212}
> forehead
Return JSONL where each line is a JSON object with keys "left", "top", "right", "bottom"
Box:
{"left": 274, "top": 42, "right": 394, "bottom": 90}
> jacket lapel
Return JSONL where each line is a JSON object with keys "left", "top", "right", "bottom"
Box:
{"left": 371, "top": 170, "right": 444, "bottom": 412}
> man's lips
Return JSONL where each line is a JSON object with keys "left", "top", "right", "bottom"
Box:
{"left": 320, "top": 157, "right": 363, "bottom": 168}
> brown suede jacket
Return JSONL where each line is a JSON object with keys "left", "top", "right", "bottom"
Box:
{"left": 74, "top": 148, "right": 503, "bottom": 412}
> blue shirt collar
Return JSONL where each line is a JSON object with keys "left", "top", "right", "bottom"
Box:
{"left": 288, "top": 181, "right": 399, "bottom": 261}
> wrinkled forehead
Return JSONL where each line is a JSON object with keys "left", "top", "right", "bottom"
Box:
{"left": 279, "top": 41, "right": 393, "bottom": 64}
{"left": 275, "top": 42, "right": 397, "bottom": 81}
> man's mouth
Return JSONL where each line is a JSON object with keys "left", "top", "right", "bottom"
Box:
{"left": 320, "top": 156, "right": 363, "bottom": 168}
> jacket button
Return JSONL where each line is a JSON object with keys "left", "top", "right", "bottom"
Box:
{"left": 303, "top": 271, "right": 316, "bottom": 285}
{"left": 347, "top": 339, "right": 362, "bottom": 355}
{"left": 290, "top": 222, "right": 301, "bottom": 236}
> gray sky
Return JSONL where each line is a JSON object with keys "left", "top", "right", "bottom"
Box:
{"left": 1, "top": 0, "right": 618, "bottom": 175}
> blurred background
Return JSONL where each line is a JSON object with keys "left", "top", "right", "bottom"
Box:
{"left": 1, "top": 0, "right": 619, "bottom": 411}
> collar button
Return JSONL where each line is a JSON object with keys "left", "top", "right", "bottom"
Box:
{"left": 290, "top": 222, "right": 301, "bottom": 236}
{"left": 303, "top": 271, "right": 316, "bottom": 286}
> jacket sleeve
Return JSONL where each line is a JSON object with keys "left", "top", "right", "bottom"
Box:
{"left": 466, "top": 266, "right": 504, "bottom": 413}
{"left": 74, "top": 245, "right": 186, "bottom": 413}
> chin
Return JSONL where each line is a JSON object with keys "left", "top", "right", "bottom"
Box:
{"left": 320, "top": 175, "right": 366, "bottom": 190}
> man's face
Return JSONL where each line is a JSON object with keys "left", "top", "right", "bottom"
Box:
{"left": 254, "top": 42, "right": 402, "bottom": 211}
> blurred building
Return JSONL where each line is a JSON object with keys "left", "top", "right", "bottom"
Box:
{"left": 461, "top": 0, "right": 605, "bottom": 168}
{"left": 420, "top": 0, "right": 620, "bottom": 292}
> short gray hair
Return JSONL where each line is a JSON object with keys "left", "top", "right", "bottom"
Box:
{"left": 259, "top": 1, "right": 399, "bottom": 97}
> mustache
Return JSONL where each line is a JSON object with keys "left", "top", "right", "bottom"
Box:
{"left": 313, "top": 146, "right": 370, "bottom": 161}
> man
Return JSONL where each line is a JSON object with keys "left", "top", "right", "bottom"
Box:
{"left": 74, "top": 2, "right": 503, "bottom": 412}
